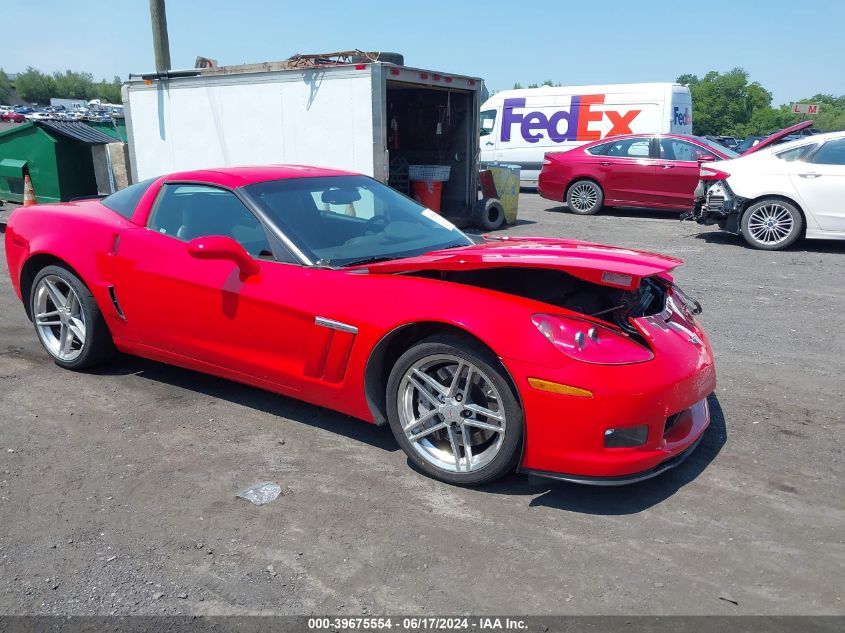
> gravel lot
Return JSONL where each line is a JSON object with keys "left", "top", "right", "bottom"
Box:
{"left": 0, "top": 194, "right": 842, "bottom": 616}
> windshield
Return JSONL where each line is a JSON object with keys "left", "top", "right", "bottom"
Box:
{"left": 695, "top": 136, "right": 740, "bottom": 159}
{"left": 480, "top": 109, "right": 497, "bottom": 137}
{"left": 242, "top": 175, "right": 473, "bottom": 267}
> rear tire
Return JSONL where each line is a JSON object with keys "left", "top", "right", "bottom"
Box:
{"left": 740, "top": 198, "right": 803, "bottom": 250}
{"left": 29, "top": 265, "right": 115, "bottom": 370}
{"left": 566, "top": 179, "right": 604, "bottom": 215}
{"left": 473, "top": 198, "right": 505, "bottom": 230}
{"left": 386, "top": 335, "right": 523, "bottom": 486}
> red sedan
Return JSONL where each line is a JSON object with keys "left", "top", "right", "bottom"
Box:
{"left": 1, "top": 110, "right": 27, "bottom": 123}
{"left": 5, "top": 166, "right": 715, "bottom": 486}
{"left": 539, "top": 134, "right": 738, "bottom": 214}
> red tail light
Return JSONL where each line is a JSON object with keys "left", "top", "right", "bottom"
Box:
{"left": 542, "top": 153, "right": 562, "bottom": 166}
{"left": 699, "top": 167, "right": 730, "bottom": 181}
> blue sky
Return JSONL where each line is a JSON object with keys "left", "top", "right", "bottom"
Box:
{"left": 5, "top": 0, "right": 844, "bottom": 105}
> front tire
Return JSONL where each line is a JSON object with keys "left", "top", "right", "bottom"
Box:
{"left": 740, "top": 199, "right": 803, "bottom": 250}
{"left": 566, "top": 179, "right": 604, "bottom": 215}
{"left": 386, "top": 335, "right": 523, "bottom": 486}
{"left": 30, "top": 265, "right": 115, "bottom": 369}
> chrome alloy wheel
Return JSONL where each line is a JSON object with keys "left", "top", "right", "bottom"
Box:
{"left": 33, "top": 275, "right": 86, "bottom": 362}
{"left": 746, "top": 203, "right": 795, "bottom": 245}
{"left": 398, "top": 354, "right": 506, "bottom": 473}
{"left": 569, "top": 182, "right": 599, "bottom": 212}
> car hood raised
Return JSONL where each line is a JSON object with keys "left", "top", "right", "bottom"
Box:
{"left": 741, "top": 120, "right": 814, "bottom": 155}
{"left": 355, "top": 236, "right": 683, "bottom": 290}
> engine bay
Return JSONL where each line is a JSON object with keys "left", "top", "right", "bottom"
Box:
{"left": 408, "top": 267, "right": 668, "bottom": 333}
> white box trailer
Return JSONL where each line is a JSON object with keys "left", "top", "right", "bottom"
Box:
{"left": 479, "top": 82, "right": 693, "bottom": 186}
{"left": 123, "top": 60, "right": 486, "bottom": 225}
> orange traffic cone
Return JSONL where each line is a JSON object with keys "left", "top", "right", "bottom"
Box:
{"left": 23, "top": 174, "right": 37, "bottom": 207}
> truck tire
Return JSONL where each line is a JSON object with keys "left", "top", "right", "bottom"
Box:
{"left": 473, "top": 198, "right": 505, "bottom": 231}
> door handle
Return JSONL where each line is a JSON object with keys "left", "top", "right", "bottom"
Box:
{"left": 660, "top": 164, "right": 674, "bottom": 169}
{"left": 799, "top": 173, "right": 822, "bottom": 178}
{"left": 599, "top": 161, "right": 612, "bottom": 166}
{"left": 484, "top": 141, "right": 494, "bottom": 146}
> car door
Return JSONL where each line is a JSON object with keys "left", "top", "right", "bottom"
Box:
{"left": 111, "top": 182, "right": 314, "bottom": 392}
{"left": 594, "top": 137, "right": 658, "bottom": 205}
{"left": 652, "top": 138, "right": 716, "bottom": 208}
{"left": 789, "top": 138, "right": 845, "bottom": 232}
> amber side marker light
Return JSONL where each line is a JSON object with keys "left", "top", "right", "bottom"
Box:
{"left": 528, "top": 378, "right": 593, "bottom": 398}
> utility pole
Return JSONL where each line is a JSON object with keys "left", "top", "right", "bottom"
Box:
{"left": 149, "top": 0, "right": 172, "bottom": 73}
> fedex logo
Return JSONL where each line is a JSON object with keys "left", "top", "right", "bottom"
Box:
{"left": 673, "top": 106, "right": 691, "bottom": 127}
{"left": 501, "top": 94, "right": 641, "bottom": 144}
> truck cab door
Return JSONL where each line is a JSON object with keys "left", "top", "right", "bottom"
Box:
{"left": 479, "top": 108, "right": 497, "bottom": 164}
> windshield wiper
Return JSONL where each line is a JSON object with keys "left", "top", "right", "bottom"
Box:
{"left": 341, "top": 256, "right": 398, "bottom": 268}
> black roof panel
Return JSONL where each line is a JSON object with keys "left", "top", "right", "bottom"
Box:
{"left": 36, "top": 120, "right": 117, "bottom": 145}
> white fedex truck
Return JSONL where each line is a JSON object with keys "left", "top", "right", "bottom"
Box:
{"left": 479, "top": 82, "right": 693, "bottom": 186}
{"left": 123, "top": 58, "right": 487, "bottom": 225}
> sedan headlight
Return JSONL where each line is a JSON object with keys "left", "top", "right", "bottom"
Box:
{"left": 532, "top": 314, "right": 654, "bottom": 365}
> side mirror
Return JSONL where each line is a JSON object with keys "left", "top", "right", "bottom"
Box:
{"left": 187, "top": 236, "right": 260, "bottom": 276}
{"left": 697, "top": 154, "right": 717, "bottom": 163}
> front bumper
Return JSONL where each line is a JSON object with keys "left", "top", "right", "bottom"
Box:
{"left": 682, "top": 180, "right": 744, "bottom": 233}
{"left": 504, "top": 292, "right": 716, "bottom": 482}
{"left": 521, "top": 402, "right": 708, "bottom": 485}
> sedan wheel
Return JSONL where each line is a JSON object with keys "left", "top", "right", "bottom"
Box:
{"left": 741, "top": 199, "right": 803, "bottom": 250}
{"left": 387, "top": 336, "right": 523, "bottom": 485}
{"left": 566, "top": 180, "right": 604, "bottom": 215}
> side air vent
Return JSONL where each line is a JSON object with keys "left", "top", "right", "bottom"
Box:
{"left": 107, "top": 285, "right": 126, "bottom": 319}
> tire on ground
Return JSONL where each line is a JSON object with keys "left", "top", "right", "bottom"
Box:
{"left": 566, "top": 179, "right": 604, "bottom": 215}
{"left": 385, "top": 334, "right": 524, "bottom": 486}
{"left": 740, "top": 198, "right": 804, "bottom": 251}
{"left": 29, "top": 264, "right": 116, "bottom": 370}
{"left": 473, "top": 198, "right": 505, "bottom": 230}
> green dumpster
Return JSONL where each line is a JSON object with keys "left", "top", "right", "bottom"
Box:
{"left": 0, "top": 120, "right": 116, "bottom": 204}
{"left": 88, "top": 117, "right": 128, "bottom": 143}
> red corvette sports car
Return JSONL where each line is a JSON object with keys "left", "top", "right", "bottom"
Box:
{"left": 5, "top": 166, "right": 716, "bottom": 485}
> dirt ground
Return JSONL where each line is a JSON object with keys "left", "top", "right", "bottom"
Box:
{"left": 0, "top": 194, "right": 842, "bottom": 616}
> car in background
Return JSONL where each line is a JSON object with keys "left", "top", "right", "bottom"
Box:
{"left": 1, "top": 110, "right": 26, "bottom": 123}
{"left": 25, "top": 111, "right": 54, "bottom": 121}
{"left": 538, "top": 122, "right": 815, "bottom": 215}
{"left": 538, "top": 134, "right": 738, "bottom": 214}
{"left": 5, "top": 165, "right": 716, "bottom": 486}
{"left": 734, "top": 136, "right": 764, "bottom": 153}
{"left": 705, "top": 135, "right": 739, "bottom": 150}
{"left": 735, "top": 122, "right": 819, "bottom": 155}
{"left": 686, "top": 131, "right": 845, "bottom": 250}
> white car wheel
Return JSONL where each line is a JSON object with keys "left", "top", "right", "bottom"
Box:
{"left": 741, "top": 199, "right": 803, "bottom": 251}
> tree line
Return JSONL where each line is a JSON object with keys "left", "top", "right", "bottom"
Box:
{"left": 0, "top": 67, "right": 122, "bottom": 105}
{"left": 510, "top": 68, "right": 844, "bottom": 136}
{"left": 677, "top": 68, "right": 844, "bottom": 136}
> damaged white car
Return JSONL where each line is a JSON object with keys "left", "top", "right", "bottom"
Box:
{"left": 685, "top": 130, "right": 845, "bottom": 250}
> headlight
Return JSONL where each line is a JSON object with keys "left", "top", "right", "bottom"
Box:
{"left": 532, "top": 314, "right": 654, "bottom": 365}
